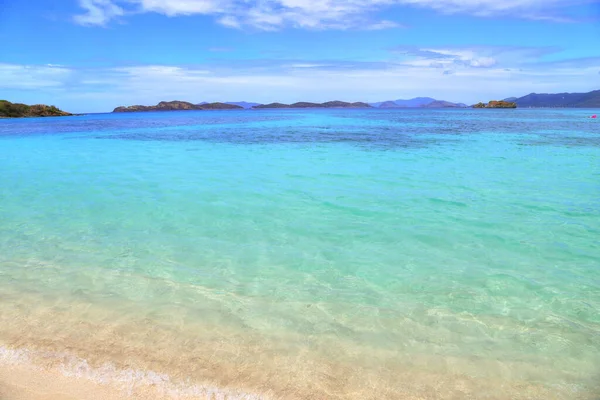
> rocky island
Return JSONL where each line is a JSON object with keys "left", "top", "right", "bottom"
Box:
{"left": 0, "top": 100, "right": 72, "bottom": 118}
{"left": 473, "top": 100, "right": 517, "bottom": 109}
{"left": 113, "top": 101, "right": 243, "bottom": 112}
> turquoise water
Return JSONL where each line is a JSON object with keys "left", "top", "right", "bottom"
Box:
{"left": 0, "top": 109, "right": 599, "bottom": 399}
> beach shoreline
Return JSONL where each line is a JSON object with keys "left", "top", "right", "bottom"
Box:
{"left": 0, "top": 362, "right": 145, "bottom": 400}
{"left": 0, "top": 346, "right": 268, "bottom": 400}
{"left": 0, "top": 337, "right": 587, "bottom": 400}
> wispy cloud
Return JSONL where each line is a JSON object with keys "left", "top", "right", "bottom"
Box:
{"left": 396, "top": 0, "right": 589, "bottom": 22}
{"left": 74, "top": 0, "right": 590, "bottom": 30}
{"left": 0, "top": 64, "right": 73, "bottom": 90}
{"left": 361, "top": 20, "right": 404, "bottom": 30}
{"left": 390, "top": 45, "right": 566, "bottom": 72}
{"left": 391, "top": 46, "right": 499, "bottom": 69}
{"left": 74, "top": 0, "right": 124, "bottom": 26}
{"left": 5, "top": 51, "right": 599, "bottom": 112}
{"left": 525, "top": 55, "right": 600, "bottom": 68}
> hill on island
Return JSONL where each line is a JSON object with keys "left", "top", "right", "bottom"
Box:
{"left": 114, "top": 100, "right": 372, "bottom": 112}
{"left": 473, "top": 100, "right": 517, "bottom": 108}
{"left": 370, "top": 97, "right": 436, "bottom": 107}
{"left": 114, "top": 101, "right": 243, "bottom": 112}
{"left": 378, "top": 101, "right": 404, "bottom": 108}
{"left": 0, "top": 100, "right": 72, "bottom": 118}
{"left": 509, "top": 90, "right": 600, "bottom": 108}
{"left": 370, "top": 97, "right": 466, "bottom": 108}
{"left": 225, "top": 101, "right": 262, "bottom": 109}
{"left": 201, "top": 102, "right": 245, "bottom": 110}
{"left": 198, "top": 101, "right": 261, "bottom": 109}
{"left": 422, "top": 100, "right": 467, "bottom": 108}
{"left": 253, "top": 103, "right": 290, "bottom": 109}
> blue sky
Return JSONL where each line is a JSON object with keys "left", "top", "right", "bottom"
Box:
{"left": 1, "top": 0, "right": 599, "bottom": 112}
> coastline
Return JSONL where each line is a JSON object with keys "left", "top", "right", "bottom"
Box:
{"left": 0, "top": 361, "right": 154, "bottom": 400}
{"left": 0, "top": 286, "right": 592, "bottom": 400}
{"left": 0, "top": 346, "right": 266, "bottom": 400}
{"left": 0, "top": 343, "right": 572, "bottom": 400}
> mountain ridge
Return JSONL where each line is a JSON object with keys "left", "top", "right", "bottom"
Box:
{"left": 370, "top": 97, "right": 466, "bottom": 108}
{"left": 510, "top": 90, "right": 600, "bottom": 108}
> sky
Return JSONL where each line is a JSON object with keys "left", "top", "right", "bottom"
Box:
{"left": 1, "top": 0, "right": 600, "bottom": 112}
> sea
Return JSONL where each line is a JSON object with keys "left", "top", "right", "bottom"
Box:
{"left": 0, "top": 108, "right": 599, "bottom": 399}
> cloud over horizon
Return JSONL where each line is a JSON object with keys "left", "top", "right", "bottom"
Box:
{"left": 73, "top": 0, "right": 590, "bottom": 29}
{"left": 2, "top": 48, "right": 598, "bottom": 112}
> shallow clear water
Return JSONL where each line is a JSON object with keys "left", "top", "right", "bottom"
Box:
{"left": 0, "top": 109, "right": 599, "bottom": 399}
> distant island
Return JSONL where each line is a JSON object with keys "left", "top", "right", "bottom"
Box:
{"left": 109, "top": 90, "right": 600, "bottom": 113}
{"left": 113, "top": 100, "right": 373, "bottom": 112}
{"left": 423, "top": 100, "right": 467, "bottom": 108}
{"left": 113, "top": 101, "right": 243, "bottom": 112}
{"left": 0, "top": 100, "right": 72, "bottom": 118}
{"left": 223, "top": 101, "right": 261, "bottom": 109}
{"left": 15, "top": 89, "right": 594, "bottom": 117}
{"left": 508, "top": 89, "right": 600, "bottom": 108}
{"left": 370, "top": 97, "right": 467, "bottom": 108}
{"left": 473, "top": 100, "right": 517, "bottom": 109}
{"left": 254, "top": 101, "right": 371, "bottom": 109}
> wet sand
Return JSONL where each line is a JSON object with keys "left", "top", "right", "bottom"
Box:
{"left": 0, "top": 288, "right": 595, "bottom": 400}
{"left": 0, "top": 363, "right": 141, "bottom": 400}
{"left": 0, "top": 347, "right": 268, "bottom": 400}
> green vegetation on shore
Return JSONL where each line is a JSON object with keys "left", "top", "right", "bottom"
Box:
{"left": 0, "top": 100, "right": 72, "bottom": 118}
{"left": 473, "top": 100, "right": 517, "bottom": 109}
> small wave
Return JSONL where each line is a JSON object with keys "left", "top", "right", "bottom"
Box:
{"left": 0, "top": 345, "right": 270, "bottom": 400}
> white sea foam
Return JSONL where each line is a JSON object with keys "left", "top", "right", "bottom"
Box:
{"left": 0, "top": 345, "right": 270, "bottom": 400}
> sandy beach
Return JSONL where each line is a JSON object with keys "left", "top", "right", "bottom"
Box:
{"left": 0, "top": 363, "right": 138, "bottom": 400}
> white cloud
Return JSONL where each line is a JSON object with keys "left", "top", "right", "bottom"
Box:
{"left": 74, "top": 0, "right": 583, "bottom": 29}
{"left": 7, "top": 53, "right": 599, "bottom": 113}
{"left": 468, "top": 57, "right": 497, "bottom": 68}
{"left": 137, "top": 0, "right": 225, "bottom": 15}
{"left": 74, "top": 0, "right": 124, "bottom": 26}
{"left": 288, "top": 63, "right": 333, "bottom": 68}
{"left": 217, "top": 16, "right": 242, "bottom": 29}
{"left": 363, "top": 20, "right": 402, "bottom": 30}
{"left": 0, "top": 64, "right": 73, "bottom": 90}
{"left": 397, "top": 47, "right": 498, "bottom": 70}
